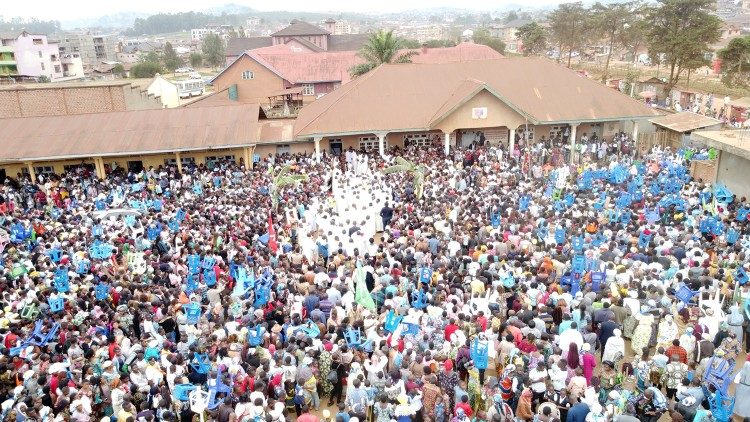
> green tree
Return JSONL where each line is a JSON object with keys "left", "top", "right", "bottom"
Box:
{"left": 472, "top": 28, "right": 506, "bottom": 55}
{"left": 515, "top": 22, "right": 548, "bottom": 56}
{"left": 621, "top": 18, "right": 649, "bottom": 63}
{"left": 162, "top": 42, "right": 182, "bottom": 72}
{"left": 400, "top": 38, "right": 422, "bottom": 49}
{"left": 424, "top": 39, "right": 458, "bottom": 48}
{"left": 383, "top": 157, "right": 427, "bottom": 199}
{"left": 112, "top": 64, "right": 126, "bottom": 77}
{"left": 268, "top": 165, "right": 308, "bottom": 211}
{"left": 130, "top": 57, "right": 162, "bottom": 78}
{"left": 201, "top": 33, "right": 226, "bottom": 69}
{"left": 37, "top": 75, "right": 51, "bottom": 83}
{"left": 350, "top": 30, "right": 418, "bottom": 77}
{"left": 718, "top": 35, "right": 750, "bottom": 87}
{"left": 548, "top": 2, "right": 590, "bottom": 67}
{"left": 644, "top": 0, "right": 721, "bottom": 90}
{"left": 189, "top": 52, "right": 203, "bottom": 68}
{"left": 504, "top": 11, "right": 519, "bottom": 23}
{"left": 590, "top": 1, "right": 643, "bottom": 83}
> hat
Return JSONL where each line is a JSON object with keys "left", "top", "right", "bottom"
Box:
{"left": 397, "top": 394, "right": 409, "bottom": 405}
{"left": 443, "top": 360, "right": 453, "bottom": 371}
{"left": 582, "top": 343, "right": 591, "bottom": 352}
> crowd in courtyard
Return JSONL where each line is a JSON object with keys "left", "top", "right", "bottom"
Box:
{"left": 0, "top": 132, "right": 749, "bottom": 422}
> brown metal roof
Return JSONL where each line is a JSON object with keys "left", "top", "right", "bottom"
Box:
{"left": 268, "top": 87, "right": 304, "bottom": 97}
{"left": 649, "top": 112, "right": 722, "bottom": 133}
{"left": 271, "top": 21, "right": 329, "bottom": 37}
{"left": 226, "top": 37, "right": 273, "bottom": 57}
{"left": 0, "top": 104, "right": 263, "bottom": 162}
{"left": 295, "top": 57, "right": 663, "bottom": 137}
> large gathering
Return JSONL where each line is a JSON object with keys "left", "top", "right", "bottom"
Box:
{"left": 1, "top": 129, "right": 749, "bottom": 422}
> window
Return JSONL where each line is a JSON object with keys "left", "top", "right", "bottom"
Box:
{"left": 38, "top": 51, "right": 43, "bottom": 58}
{"left": 205, "top": 155, "right": 236, "bottom": 169}
{"left": 33, "top": 38, "right": 43, "bottom": 45}
{"left": 301, "top": 83, "right": 315, "bottom": 96}
{"left": 517, "top": 126, "right": 535, "bottom": 142}
{"left": 359, "top": 136, "right": 380, "bottom": 152}
{"left": 164, "top": 157, "right": 196, "bottom": 167}
{"left": 275, "top": 145, "right": 291, "bottom": 155}
{"left": 40, "top": 62, "right": 45, "bottom": 71}
{"left": 54, "top": 65, "right": 61, "bottom": 73}
{"left": 548, "top": 125, "right": 565, "bottom": 139}
{"left": 34, "top": 166, "right": 55, "bottom": 175}
{"left": 242, "top": 70, "right": 254, "bottom": 80}
{"left": 403, "top": 133, "right": 433, "bottom": 148}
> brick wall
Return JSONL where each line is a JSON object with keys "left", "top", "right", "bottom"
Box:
{"left": 0, "top": 84, "right": 160, "bottom": 118}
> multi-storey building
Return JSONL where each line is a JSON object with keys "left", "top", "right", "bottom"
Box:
{"left": 0, "top": 31, "right": 65, "bottom": 79}
{"left": 57, "top": 33, "right": 118, "bottom": 71}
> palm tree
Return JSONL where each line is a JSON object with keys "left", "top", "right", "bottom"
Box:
{"left": 383, "top": 157, "right": 427, "bottom": 199}
{"left": 269, "top": 165, "right": 308, "bottom": 211}
{"left": 349, "top": 30, "right": 418, "bottom": 77}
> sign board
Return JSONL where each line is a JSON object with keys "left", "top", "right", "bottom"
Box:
{"left": 471, "top": 107, "right": 488, "bottom": 119}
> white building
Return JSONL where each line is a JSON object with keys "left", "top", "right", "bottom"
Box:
{"left": 146, "top": 74, "right": 179, "bottom": 108}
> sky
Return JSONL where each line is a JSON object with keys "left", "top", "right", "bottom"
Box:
{"left": 2, "top": 0, "right": 570, "bottom": 22}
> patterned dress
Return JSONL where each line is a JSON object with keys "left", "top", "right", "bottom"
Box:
{"left": 319, "top": 350, "right": 334, "bottom": 395}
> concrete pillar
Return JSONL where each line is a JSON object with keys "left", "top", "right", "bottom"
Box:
{"left": 94, "top": 158, "right": 106, "bottom": 180}
{"left": 175, "top": 152, "right": 183, "bottom": 173}
{"left": 243, "top": 147, "right": 252, "bottom": 169}
{"left": 509, "top": 128, "right": 516, "bottom": 157}
{"left": 569, "top": 124, "right": 579, "bottom": 164}
{"left": 377, "top": 133, "right": 387, "bottom": 157}
{"left": 444, "top": 131, "right": 451, "bottom": 156}
{"left": 314, "top": 137, "right": 321, "bottom": 163}
{"left": 631, "top": 120, "right": 639, "bottom": 143}
{"left": 25, "top": 162, "right": 35, "bottom": 183}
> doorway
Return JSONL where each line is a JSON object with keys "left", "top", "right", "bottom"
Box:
{"left": 329, "top": 139, "right": 343, "bottom": 155}
{"left": 127, "top": 160, "right": 144, "bottom": 173}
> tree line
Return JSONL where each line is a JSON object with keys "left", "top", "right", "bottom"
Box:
{"left": 513, "top": 0, "right": 722, "bottom": 91}
{"left": 125, "top": 12, "right": 217, "bottom": 36}
{"left": 130, "top": 34, "right": 225, "bottom": 78}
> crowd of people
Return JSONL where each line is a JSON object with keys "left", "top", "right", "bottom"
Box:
{"left": 0, "top": 137, "right": 749, "bottom": 422}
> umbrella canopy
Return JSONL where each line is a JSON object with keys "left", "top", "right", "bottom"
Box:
{"left": 638, "top": 91, "right": 656, "bottom": 99}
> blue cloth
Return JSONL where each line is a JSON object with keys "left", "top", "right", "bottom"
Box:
{"left": 566, "top": 403, "right": 590, "bottom": 422}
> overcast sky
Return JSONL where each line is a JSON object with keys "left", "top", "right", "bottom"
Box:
{"left": 3, "top": 0, "right": 569, "bottom": 21}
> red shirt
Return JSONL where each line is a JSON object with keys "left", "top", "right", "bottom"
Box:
{"left": 444, "top": 324, "right": 460, "bottom": 341}
{"left": 297, "top": 413, "right": 320, "bottom": 422}
{"left": 455, "top": 402, "right": 473, "bottom": 417}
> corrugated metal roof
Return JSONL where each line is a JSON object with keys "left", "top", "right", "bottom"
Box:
{"left": 226, "top": 37, "right": 273, "bottom": 57}
{"left": 271, "top": 21, "right": 329, "bottom": 37}
{"left": 649, "top": 112, "right": 722, "bottom": 133}
{"left": 0, "top": 104, "right": 263, "bottom": 162}
{"left": 295, "top": 57, "right": 663, "bottom": 137}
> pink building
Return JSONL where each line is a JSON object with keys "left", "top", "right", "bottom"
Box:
{"left": 0, "top": 31, "right": 64, "bottom": 80}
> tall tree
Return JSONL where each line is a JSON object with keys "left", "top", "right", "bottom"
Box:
{"left": 201, "top": 33, "right": 226, "bottom": 69}
{"left": 349, "top": 30, "right": 418, "bottom": 77}
{"left": 548, "top": 2, "right": 590, "bottom": 67}
{"left": 472, "top": 28, "right": 506, "bottom": 55}
{"left": 162, "top": 42, "right": 182, "bottom": 72}
{"left": 189, "top": 53, "right": 203, "bottom": 68}
{"left": 515, "top": 22, "right": 548, "bottom": 56}
{"left": 590, "top": 1, "right": 642, "bottom": 83}
{"left": 621, "top": 18, "right": 649, "bottom": 64}
{"left": 718, "top": 35, "right": 750, "bottom": 87}
{"left": 644, "top": 0, "right": 721, "bottom": 90}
